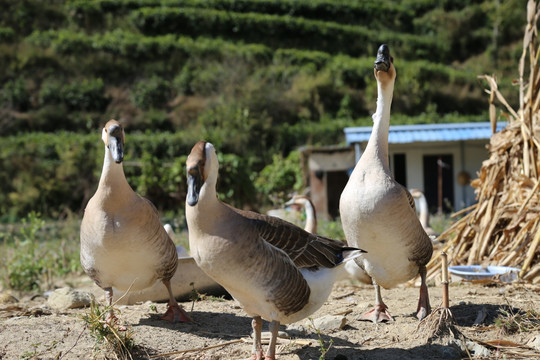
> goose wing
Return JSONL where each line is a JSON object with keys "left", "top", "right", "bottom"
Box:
{"left": 395, "top": 186, "right": 433, "bottom": 267}
{"left": 228, "top": 205, "right": 356, "bottom": 269}
{"left": 139, "top": 196, "right": 179, "bottom": 281}
{"left": 403, "top": 185, "right": 417, "bottom": 213}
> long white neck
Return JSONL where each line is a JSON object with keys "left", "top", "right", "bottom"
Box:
{"left": 302, "top": 199, "right": 317, "bottom": 234}
{"left": 97, "top": 146, "right": 131, "bottom": 195}
{"left": 416, "top": 194, "right": 430, "bottom": 228}
{"left": 363, "top": 80, "right": 394, "bottom": 172}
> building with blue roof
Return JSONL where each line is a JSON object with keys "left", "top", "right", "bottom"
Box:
{"left": 303, "top": 122, "right": 505, "bottom": 219}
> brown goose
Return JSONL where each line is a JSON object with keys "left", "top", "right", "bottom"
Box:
{"left": 185, "top": 141, "right": 364, "bottom": 360}
{"left": 284, "top": 194, "right": 317, "bottom": 234}
{"left": 339, "top": 45, "right": 433, "bottom": 323}
{"left": 80, "top": 119, "right": 191, "bottom": 324}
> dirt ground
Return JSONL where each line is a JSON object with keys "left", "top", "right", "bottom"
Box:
{"left": 1, "top": 276, "right": 539, "bottom": 360}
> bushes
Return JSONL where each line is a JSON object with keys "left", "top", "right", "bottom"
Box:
{"left": 130, "top": 6, "right": 443, "bottom": 60}
{"left": 0, "top": 27, "right": 15, "bottom": 42}
{"left": 0, "top": 131, "right": 269, "bottom": 220}
{"left": 131, "top": 76, "right": 171, "bottom": 109}
{"left": 38, "top": 77, "right": 109, "bottom": 111}
{"left": 254, "top": 150, "right": 304, "bottom": 206}
{"left": 1, "top": 77, "right": 31, "bottom": 111}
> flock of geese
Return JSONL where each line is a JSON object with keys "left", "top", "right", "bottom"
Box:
{"left": 80, "top": 45, "right": 434, "bottom": 359}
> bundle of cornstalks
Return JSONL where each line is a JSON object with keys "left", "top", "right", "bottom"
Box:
{"left": 426, "top": 0, "right": 540, "bottom": 284}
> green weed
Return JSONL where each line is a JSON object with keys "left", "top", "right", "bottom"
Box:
{"left": 307, "top": 317, "right": 334, "bottom": 360}
{"left": 81, "top": 301, "right": 135, "bottom": 360}
{"left": 0, "top": 212, "right": 81, "bottom": 291}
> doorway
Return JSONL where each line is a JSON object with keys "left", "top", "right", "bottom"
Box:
{"left": 423, "top": 155, "right": 454, "bottom": 213}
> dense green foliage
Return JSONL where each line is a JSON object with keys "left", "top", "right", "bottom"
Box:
{"left": 0, "top": 0, "right": 527, "bottom": 219}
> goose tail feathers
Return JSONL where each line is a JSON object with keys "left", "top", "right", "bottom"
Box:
{"left": 338, "top": 247, "right": 366, "bottom": 266}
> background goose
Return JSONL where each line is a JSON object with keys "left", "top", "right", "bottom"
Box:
{"left": 339, "top": 45, "right": 433, "bottom": 323}
{"left": 185, "top": 141, "right": 364, "bottom": 360}
{"left": 409, "top": 189, "right": 440, "bottom": 239}
{"left": 80, "top": 119, "right": 191, "bottom": 324}
{"left": 284, "top": 194, "right": 317, "bottom": 234}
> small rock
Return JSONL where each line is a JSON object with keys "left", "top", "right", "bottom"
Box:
{"left": 47, "top": 287, "right": 94, "bottom": 310}
{"left": 309, "top": 315, "right": 347, "bottom": 331}
{"left": 0, "top": 292, "right": 19, "bottom": 304}
{"left": 466, "top": 340, "right": 491, "bottom": 357}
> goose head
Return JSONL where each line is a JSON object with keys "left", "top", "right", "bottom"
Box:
{"left": 284, "top": 194, "right": 309, "bottom": 208}
{"left": 102, "top": 119, "right": 125, "bottom": 164}
{"left": 186, "top": 141, "right": 218, "bottom": 207}
{"left": 409, "top": 189, "right": 423, "bottom": 199}
{"left": 373, "top": 44, "right": 396, "bottom": 86}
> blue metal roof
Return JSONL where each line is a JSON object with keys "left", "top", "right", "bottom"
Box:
{"left": 344, "top": 121, "right": 507, "bottom": 145}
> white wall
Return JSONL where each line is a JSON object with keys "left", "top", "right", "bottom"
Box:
{"left": 387, "top": 140, "right": 490, "bottom": 211}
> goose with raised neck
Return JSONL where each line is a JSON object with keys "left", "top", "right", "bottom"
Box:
{"left": 339, "top": 45, "right": 433, "bottom": 323}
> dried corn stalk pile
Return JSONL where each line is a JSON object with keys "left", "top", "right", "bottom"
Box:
{"left": 426, "top": 0, "right": 540, "bottom": 284}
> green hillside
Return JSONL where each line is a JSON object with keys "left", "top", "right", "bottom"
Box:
{"left": 0, "top": 0, "right": 528, "bottom": 219}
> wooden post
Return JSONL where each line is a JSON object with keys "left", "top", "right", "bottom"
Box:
{"left": 441, "top": 252, "right": 449, "bottom": 308}
{"left": 437, "top": 156, "right": 443, "bottom": 214}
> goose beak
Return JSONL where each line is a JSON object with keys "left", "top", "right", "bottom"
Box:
{"left": 108, "top": 125, "right": 124, "bottom": 164}
{"left": 187, "top": 168, "right": 203, "bottom": 206}
{"left": 374, "top": 44, "right": 392, "bottom": 72}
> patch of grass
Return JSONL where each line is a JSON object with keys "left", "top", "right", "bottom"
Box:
{"left": 495, "top": 306, "right": 540, "bottom": 335}
{"left": 81, "top": 301, "right": 136, "bottom": 360}
{"left": 0, "top": 212, "right": 81, "bottom": 291}
{"left": 430, "top": 213, "right": 454, "bottom": 236}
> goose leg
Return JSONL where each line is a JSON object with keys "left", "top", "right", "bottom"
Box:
{"left": 361, "top": 279, "right": 394, "bottom": 323}
{"left": 103, "top": 287, "right": 126, "bottom": 330}
{"left": 160, "top": 279, "right": 192, "bottom": 323}
{"left": 104, "top": 286, "right": 115, "bottom": 323}
{"left": 250, "top": 316, "right": 264, "bottom": 360}
{"left": 265, "top": 320, "right": 280, "bottom": 360}
{"left": 416, "top": 265, "right": 431, "bottom": 321}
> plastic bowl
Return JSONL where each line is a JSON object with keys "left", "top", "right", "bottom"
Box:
{"left": 448, "top": 265, "right": 520, "bottom": 283}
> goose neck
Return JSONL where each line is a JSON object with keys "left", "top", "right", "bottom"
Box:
{"left": 98, "top": 147, "right": 131, "bottom": 194}
{"left": 303, "top": 200, "right": 317, "bottom": 234}
{"left": 417, "top": 195, "right": 430, "bottom": 227}
{"left": 364, "top": 81, "right": 394, "bottom": 166}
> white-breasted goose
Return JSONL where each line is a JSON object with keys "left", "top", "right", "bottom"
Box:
{"left": 185, "top": 141, "right": 364, "bottom": 360}
{"left": 339, "top": 45, "right": 433, "bottom": 323}
{"left": 80, "top": 119, "right": 191, "bottom": 324}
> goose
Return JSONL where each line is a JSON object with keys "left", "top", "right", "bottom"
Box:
{"left": 284, "top": 194, "right": 317, "bottom": 234}
{"left": 185, "top": 141, "right": 365, "bottom": 360}
{"left": 80, "top": 119, "right": 191, "bottom": 324}
{"left": 409, "top": 189, "right": 439, "bottom": 239}
{"left": 339, "top": 44, "right": 433, "bottom": 323}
